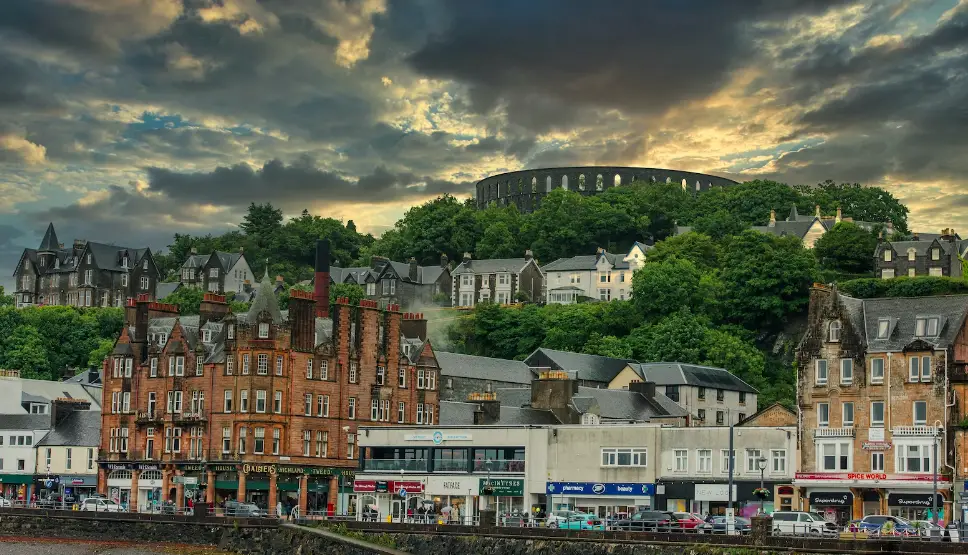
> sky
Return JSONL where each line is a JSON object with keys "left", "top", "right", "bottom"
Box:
{"left": 2, "top": 0, "right": 968, "bottom": 289}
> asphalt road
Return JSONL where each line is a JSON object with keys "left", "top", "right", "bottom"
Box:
{"left": 1, "top": 539, "right": 233, "bottom": 554}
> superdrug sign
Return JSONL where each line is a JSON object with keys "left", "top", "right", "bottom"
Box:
{"left": 809, "top": 492, "right": 852, "bottom": 506}
{"left": 890, "top": 493, "right": 944, "bottom": 507}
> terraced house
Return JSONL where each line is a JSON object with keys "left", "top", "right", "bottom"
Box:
{"left": 795, "top": 284, "right": 967, "bottom": 523}
{"left": 179, "top": 248, "right": 253, "bottom": 294}
{"left": 451, "top": 251, "right": 543, "bottom": 307}
{"left": 12, "top": 223, "right": 158, "bottom": 308}
{"left": 321, "top": 255, "right": 451, "bottom": 310}
{"left": 98, "top": 242, "right": 439, "bottom": 516}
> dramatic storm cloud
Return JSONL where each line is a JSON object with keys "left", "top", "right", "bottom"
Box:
{"left": 1, "top": 0, "right": 967, "bottom": 287}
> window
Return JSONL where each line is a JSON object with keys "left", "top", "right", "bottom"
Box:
{"left": 674, "top": 449, "right": 688, "bottom": 472}
{"left": 175, "top": 356, "right": 184, "bottom": 376}
{"left": 739, "top": 392, "right": 746, "bottom": 405}
{"left": 909, "top": 268, "right": 917, "bottom": 277}
{"left": 746, "top": 449, "right": 762, "bottom": 472}
{"left": 871, "top": 358, "right": 884, "bottom": 384}
{"left": 256, "top": 390, "right": 266, "bottom": 413}
{"left": 601, "top": 448, "right": 647, "bottom": 467}
{"left": 698, "top": 387, "right": 706, "bottom": 400}
{"left": 872, "top": 452, "right": 885, "bottom": 471}
{"left": 196, "top": 357, "right": 203, "bottom": 376}
{"left": 816, "top": 360, "right": 828, "bottom": 385}
{"left": 931, "top": 247, "right": 940, "bottom": 261}
{"left": 322, "top": 395, "right": 330, "bottom": 417}
{"left": 257, "top": 354, "right": 268, "bottom": 375}
{"left": 222, "top": 428, "right": 231, "bottom": 454}
{"left": 908, "top": 355, "right": 932, "bottom": 382}
{"left": 238, "top": 427, "right": 247, "bottom": 454}
{"left": 398, "top": 365, "right": 406, "bottom": 388}
{"left": 871, "top": 401, "right": 885, "bottom": 427}
{"left": 88, "top": 448, "right": 94, "bottom": 470}
{"left": 843, "top": 402, "right": 854, "bottom": 427}
{"left": 916, "top": 318, "right": 940, "bottom": 338}
{"left": 272, "top": 428, "right": 280, "bottom": 455}
{"left": 304, "top": 393, "right": 312, "bottom": 416}
{"left": 320, "top": 360, "right": 329, "bottom": 380}
{"left": 877, "top": 319, "right": 890, "bottom": 339}
{"left": 376, "top": 365, "right": 386, "bottom": 385}
{"left": 273, "top": 390, "right": 282, "bottom": 413}
{"left": 258, "top": 322, "right": 269, "bottom": 338}
{"left": 316, "top": 431, "right": 328, "bottom": 458}
{"left": 65, "top": 448, "right": 72, "bottom": 470}
{"left": 913, "top": 401, "right": 927, "bottom": 426}
{"left": 884, "top": 249, "right": 892, "bottom": 261}
{"left": 716, "top": 389, "right": 724, "bottom": 402}
{"left": 84, "top": 269, "right": 93, "bottom": 284}
{"left": 275, "top": 355, "right": 283, "bottom": 376}
{"left": 121, "top": 273, "right": 128, "bottom": 287}
{"left": 226, "top": 357, "right": 234, "bottom": 375}
{"left": 829, "top": 321, "right": 841, "bottom": 342}
{"left": 242, "top": 354, "right": 250, "bottom": 374}
{"left": 697, "top": 409, "right": 706, "bottom": 421}
{"left": 254, "top": 427, "right": 265, "bottom": 454}
{"left": 164, "top": 427, "right": 181, "bottom": 453}
{"left": 227, "top": 324, "right": 234, "bottom": 339}
{"left": 349, "top": 361, "right": 358, "bottom": 383}
{"left": 348, "top": 434, "right": 356, "bottom": 459}
{"left": 665, "top": 385, "right": 679, "bottom": 403}
{"left": 398, "top": 402, "right": 406, "bottom": 423}
{"left": 303, "top": 431, "right": 311, "bottom": 457}
{"left": 698, "top": 449, "right": 711, "bottom": 472}
{"left": 771, "top": 449, "right": 786, "bottom": 473}
{"left": 140, "top": 276, "right": 149, "bottom": 290}
{"left": 841, "top": 359, "right": 853, "bottom": 385}
{"left": 366, "top": 283, "right": 376, "bottom": 295}
{"left": 371, "top": 398, "right": 379, "bottom": 421}
{"left": 929, "top": 267, "right": 943, "bottom": 277}
{"left": 122, "top": 392, "right": 130, "bottom": 413}
{"left": 898, "top": 444, "right": 932, "bottom": 473}
{"left": 716, "top": 411, "right": 724, "bottom": 425}
{"left": 721, "top": 449, "right": 734, "bottom": 473}
{"left": 598, "top": 289, "right": 611, "bottom": 301}
{"left": 306, "top": 359, "right": 313, "bottom": 379}
{"left": 348, "top": 397, "right": 356, "bottom": 420}
{"left": 817, "top": 403, "right": 829, "bottom": 427}
{"left": 150, "top": 357, "right": 158, "bottom": 377}
{"left": 820, "top": 441, "right": 851, "bottom": 471}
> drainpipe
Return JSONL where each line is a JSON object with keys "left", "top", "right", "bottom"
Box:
{"left": 944, "top": 350, "right": 956, "bottom": 490}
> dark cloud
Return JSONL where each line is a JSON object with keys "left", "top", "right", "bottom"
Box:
{"left": 145, "top": 158, "right": 472, "bottom": 207}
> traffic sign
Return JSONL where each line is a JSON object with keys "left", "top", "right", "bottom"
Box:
{"left": 398, "top": 488, "right": 407, "bottom": 498}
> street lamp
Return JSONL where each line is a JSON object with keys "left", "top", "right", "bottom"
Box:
{"left": 482, "top": 459, "right": 494, "bottom": 524}
{"left": 757, "top": 456, "right": 768, "bottom": 514}
{"left": 933, "top": 422, "right": 942, "bottom": 527}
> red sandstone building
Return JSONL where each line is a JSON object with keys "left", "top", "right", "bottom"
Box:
{"left": 97, "top": 242, "right": 439, "bottom": 515}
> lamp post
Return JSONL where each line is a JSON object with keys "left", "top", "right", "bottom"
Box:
{"left": 757, "top": 456, "right": 768, "bottom": 514}
{"left": 932, "top": 424, "right": 941, "bottom": 526}
{"left": 483, "top": 459, "right": 494, "bottom": 526}
{"left": 727, "top": 419, "right": 735, "bottom": 533}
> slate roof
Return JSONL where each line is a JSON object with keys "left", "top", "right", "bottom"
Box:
{"left": 877, "top": 239, "right": 967, "bottom": 257}
{"left": 39, "top": 223, "right": 60, "bottom": 251}
{"left": 330, "top": 266, "right": 376, "bottom": 284}
{"left": 182, "top": 254, "right": 208, "bottom": 268}
{"left": 845, "top": 293, "right": 968, "bottom": 352}
{"left": 247, "top": 271, "right": 284, "bottom": 324}
{"left": 156, "top": 282, "right": 182, "bottom": 300}
{"left": 496, "top": 385, "right": 687, "bottom": 421}
{"left": 524, "top": 348, "right": 633, "bottom": 384}
{"left": 452, "top": 258, "right": 531, "bottom": 275}
{"left": 20, "top": 378, "right": 101, "bottom": 408}
{"left": 88, "top": 242, "right": 148, "bottom": 272}
{"left": 36, "top": 410, "right": 100, "bottom": 447}
{"left": 435, "top": 351, "right": 532, "bottom": 385}
{"left": 631, "top": 362, "right": 758, "bottom": 394}
{"left": 0, "top": 413, "right": 51, "bottom": 431}
{"left": 439, "top": 401, "right": 560, "bottom": 426}
{"left": 542, "top": 251, "right": 630, "bottom": 273}
{"left": 213, "top": 251, "right": 243, "bottom": 270}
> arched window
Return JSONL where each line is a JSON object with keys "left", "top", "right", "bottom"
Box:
{"left": 517, "top": 178, "right": 523, "bottom": 194}
{"left": 531, "top": 177, "right": 537, "bottom": 193}
{"left": 665, "top": 176, "right": 672, "bottom": 184}
{"left": 829, "top": 321, "right": 842, "bottom": 343}
{"left": 561, "top": 175, "right": 568, "bottom": 189}
{"left": 578, "top": 174, "right": 586, "bottom": 190}
{"left": 140, "top": 470, "right": 162, "bottom": 481}
{"left": 696, "top": 181, "right": 701, "bottom": 191}
{"left": 595, "top": 174, "right": 604, "bottom": 191}
{"left": 108, "top": 470, "right": 133, "bottom": 481}
{"left": 614, "top": 174, "right": 622, "bottom": 187}
{"left": 546, "top": 176, "right": 552, "bottom": 192}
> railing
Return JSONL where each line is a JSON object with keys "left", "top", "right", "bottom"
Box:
{"left": 473, "top": 459, "right": 525, "bottom": 473}
{"left": 434, "top": 459, "right": 469, "bottom": 472}
{"left": 814, "top": 427, "right": 855, "bottom": 438}
{"left": 362, "top": 458, "right": 429, "bottom": 472}
{"left": 892, "top": 425, "right": 941, "bottom": 437}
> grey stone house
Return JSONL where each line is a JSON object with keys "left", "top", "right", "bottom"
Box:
{"left": 523, "top": 347, "right": 633, "bottom": 388}
{"left": 435, "top": 351, "right": 533, "bottom": 402}
{"left": 178, "top": 249, "right": 252, "bottom": 294}
{"left": 12, "top": 223, "right": 158, "bottom": 308}
{"left": 752, "top": 205, "right": 882, "bottom": 249}
{"left": 451, "top": 251, "right": 544, "bottom": 307}
{"left": 874, "top": 229, "right": 966, "bottom": 279}
{"left": 317, "top": 255, "right": 452, "bottom": 309}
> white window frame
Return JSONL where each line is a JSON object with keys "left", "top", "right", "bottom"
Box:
{"left": 896, "top": 441, "right": 934, "bottom": 473}
{"left": 600, "top": 447, "right": 647, "bottom": 467}
{"left": 818, "top": 440, "right": 852, "bottom": 471}
{"left": 842, "top": 402, "right": 854, "bottom": 428}
{"left": 815, "top": 360, "right": 828, "bottom": 385}
{"left": 771, "top": 449, "right": 786, "bottom": 474}
{"left": 870, "top": 358, "right": 884, "bottom": 384}
{"left": 871, "top": 452, "right": 885, "bottom": 471}
{"left": 697, "top": 449, "right": 711, "bottom": 473}
{"left": 840, "top": 359, "right": 853, "bottom": 385}
{"left": 871, "top": 401, "right": 885, "bottom": 427}
{"left": 674, "top": 449, "right": 688, "bottom": 473}
{"left": 258, "top": 322, "right": 269, "bottom": 339}
{"left": 913, "top": 401, "right": 927, "bottom": 426}
{"left": 256, "top": 390, "right": 267, "bottom": 413}
{"left": 817, "top": 403, "right": 829, "bottom": 427}
{"left": 720, "top": 449, "right": 734, "bottom": 474}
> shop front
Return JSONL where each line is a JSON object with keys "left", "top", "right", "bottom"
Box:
{"left": 175, "top": 464, "right": 205, "bottom": 509}
{"left": 546, "top": 481, "right": 654, "bottom": 520}
{"left": 808, "top": 491, "right": 853, "bottom": 526}
{"left": 353, "top": 478, "right": 424, "bottom": 522}
{"left": 210, "top": 464, "right": 240, "bottom": 506}
{"left": 888, "top": 492, "right": 946, "bottom": 520}
{"left": 427, "top": 476, "right": 476, "bottom": 524}
{"left": 61, "top": 474, "right": 97, "bottom": 502}
{"left": 796, "top": 472, "right": 952, "bottom": 521}
{"left": 0, "top": 474, "right": 32, "bottom": 501}
{"left": 106, "top": 469, "right": 133, "bottom": 508}
{"left": 658, "top": 481, "right": 778, "bottom": 517}
{"left": 482, "top": 477, "right": 526, "bottom": 522}
{"left": 137, "top": 470, "right": 163, "bottom": 512}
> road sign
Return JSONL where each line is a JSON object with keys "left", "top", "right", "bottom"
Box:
{"left": 172, "top": 477, "right": 198, "bottom": 485}
{"left": 398, "top": 488, "right": 407, "bottom": 498}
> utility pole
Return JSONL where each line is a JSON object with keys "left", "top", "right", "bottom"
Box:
{"left": 727, "top": 419, "right": 735, "bottom": 534}
{"left": 933, "top": 430, "right": 939, "bottom": 526}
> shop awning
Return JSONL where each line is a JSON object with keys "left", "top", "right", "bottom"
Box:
{"left": 0, "top": 474, "right": 34, "bottom": 485}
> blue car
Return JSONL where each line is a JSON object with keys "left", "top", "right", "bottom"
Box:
{"left": 558, "top": 512, "right": 604, "bottom": 530}
{"left": 856, "top": 515, "right": 917, "bottom": 536}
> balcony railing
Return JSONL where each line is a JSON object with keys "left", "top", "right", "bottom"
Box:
{"left": 472, "top": 459, "right": 525, "bottom": 473}
{"left": 892, "top": 425, "right": 941, "bottom": 437}
{"left": 814, "top": 427, "right": 855, "bottom": 438}
{"left": 173, "top": 411, "right": 207, "bottom": 423}
{"left": 135, "top": 411, "right": 161, "bottom": 424}
{"left": 434, "top": 459, "right": 469, "bottom": 472}
{"left": 363, "top": 459, "right": 428, "bottom": 472}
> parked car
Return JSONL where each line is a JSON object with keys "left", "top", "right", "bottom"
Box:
{"left": 80, "top": 498, "right": 124, "bottom": 512}
{"left": 0, "top": 497, "right": 12, "bottom": 508}
{"left": 546, "top": 510, "right": 585, "bottom": 528}
{"left": 771, "top": 511, "right": 839, "bottom": 536}
{"left": 224, "top": 501, "right": 266, "bottom": 517}
{"left": 856, "top": 515, "right": 917, "bottom": 537}
{"left": 611, "top": 510, "right": 680, "bottom": 532}
{"left": 37, "top": 494, "right": 75, "bottom": 509}
{"left": 910, "top": 520, "right": 944, "bottom": 537}
{"left": 673, "top": 512, "right": 705, "bottom": 530}
{"left": 698, "top": 516, "right": 751, "bottom": 535}
{"left": 557, "top": 512, "right": 604, "bottom": 530}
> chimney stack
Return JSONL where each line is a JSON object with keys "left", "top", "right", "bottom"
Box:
{"left": 815, "top": 204, "right": 821, "bottom": 218}
{"left": 836, "top": 206, "right": 842, "bottom": 223}
{"left": 199, "top": 292, "right": 229, "bottom": 326}
{"left": 408, "top": 257, "right": 418, "bottom": 281}
{"left": 769, "top": 209, "right": 776, "bottom": 227}
{"left": 190, "top": 247, "right": 197, "bottom": 255}
{"left": 470, "top": 386, "right": 501, "bottom": 425}
{"left": 314, "top": 239, "right": 331, "bottom": 318}
{"left": 524, "top": 249, "right": 534, "bottom": 261}
{"left": 401, "top": 312, "right": 428, "bottom": 341}
{"left": 462, "top": 252, "right": 472, "bottom": 266}
{"left": 440, "top": 253, "right": 449, "bottom": 269}
{"left": 288, "top": 288, "right": 316, "bottom": 351}
{"left": 628, "top": 380, "right": 657, "bottom": 400}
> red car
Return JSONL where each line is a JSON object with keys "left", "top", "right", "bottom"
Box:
{"left": 674, "top": 512, "right": 705, "bottom": 529}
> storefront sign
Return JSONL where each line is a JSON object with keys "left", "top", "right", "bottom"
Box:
{"left": 868, "top": 428, "right": 885, "bottom": 441}
{"left": 392, "top": 481, "right": 424, "bottom": 494}
{"left": 242, "top": 464, "right": 277, "bottom": 475}
{"left": 545, "top": 482, "right": 654, "bottom": 496}
{"left": 481, "top": 478, "right": 524, "bottom": 496}
{"left": 103, "top": 463, "right": 160, "bottom": 471}
{"left": 428, "top": 476, "right": 478, "bottom": 494}
{"left": 404, "top": 431, "right": 473, "bottom": 444}
{"left": 889, "top": 493, "right": 944, "bottom": 507}
{"left": 353, "top": 480, "right": 376, "bottom": 492}
{"left": 809, "top": 492, "right": 852, "bottom": 506}
{"left": 62, "top": 475, "right": 97, "bottom": 487}
{"left": 862, "top": 442, "right": 893, "bottom": 451}
{"left": 208, "top": 464, "right": 237, "bottom": 473}
{"left": 172, "top": 476, "right": 199, "bottom": 485}
{"left": 179, "top": 464, "right": 205, "bottom": 471}
{"left": 795, "top": 472, "right": 939, "bottom": 482}
{"left": 694, "top": 484, "right": 738, "bottom": 502}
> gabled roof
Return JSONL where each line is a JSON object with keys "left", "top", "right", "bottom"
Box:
{"left": 38, "top": 223, "right": 60, "bottom": 252}
{"left": 435, "top": 352, "right": 532, "bottom": 384}
{"left": 542, "top": 251, "right": 631, "bottom": 273}
{"left": 20, "top": 378, "right": 101, "bottom": 408}
{"left": 452, "top": 258, "right": 533, "bottom": 275}
{"left": 877, "top": 238, "right": 965, "bottom": 257}
{"left": 496, "top": 385, "right": 687, "bottom": 421}
{"left": 524, "top": 348, "right": 633, "bottom": 384}
{"left": 182, "top": 254, "right": 208, "bottom": 268}
{"left": 212, "top": 251, "right": 243, "bottom": 270}
{"left": 0, "top": 413, "right": 50, "bottom": 431}
{"left": 631, "top": 362, "right": 758, "bottom": 394}
{"left": 851, "top": 293, "right": 968, "bottom": 352}
{"left": 87, "top": 242, "right": 149, "bottom": 272}
{"left": 36, "top": 410, "right": 100, "bottom": 447}
{"left": 156, "top": 282, "right": 182, "bottom": 300}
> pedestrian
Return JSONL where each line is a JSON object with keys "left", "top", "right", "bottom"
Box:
{"left": 277, "top": 500, "right": 284, "bottom": 520}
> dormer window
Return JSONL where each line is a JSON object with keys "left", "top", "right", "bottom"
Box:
{"left": 581, "top": 413, "right": 600, "bottom": 425}
{"left": 143, "top": 260, "right": 148, "bottom": 270}
{"left": 931, "top": 248, "right": 940, "bottom": 261}
{"left": 883, "top": 249, "right": 892, "bottom": 262}
{"left": 877, "top": 318, "right": 890, "bottom": 339}
{"left": 121, "top": 256, "right": 129, "bottom": 269}
{"left": 258, "top": 322, "right": 269, "bottom": 339}
{"left": 828, "top": 320, "right": 841, "bottom": 342}
{"left": 201, "top": 329, "right": 212, "bottom": 343}
{"left": 158, "top": 333, "right": 168, "bottom": 347}
{"left": 907, "top": 249, "right": 916, "bottom": 262}
{"left": 227, "top": 324, "right": 235, "bottom": 339}
{"left": 915, "top": 317, "right": 939, "bottom": 337}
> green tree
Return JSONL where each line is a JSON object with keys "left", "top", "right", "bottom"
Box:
{"left": 523, "top": 190, "right": 635, "bottom": 261}
{"left": 799, "top": 180, "right": 910, "bottom": 233}
{"left": 690, "top": 209, "right": 747, "bottom": 239}
{"left": 600, "top": 180, "right": 692, "bottom": 241}
{"left": 813, "top": 221, "right": 879, "bottom": 275}
{"left": 239, "top": 202, "right": 284, "bottom": 250}
{"left": 88, "top": 338, "right": 115, "bottom": 369}
{"left": 691, "top": 180, "right": 801, "bottom": 227}
{"left": 583, "top": 333, "right": 633, "bottom": 359}
{"left": 369, "top": 195, "right": 479, "bottom": 265}
{"left": 718, "top": 231, "right": 818, "bottom": 331}
{"left": 0, "top": 285, "right": 15, "bottom": 306}
{"left": 4, "top": 325, "right": 51, "bottom": 379}
{"left": 160, "top": 288, "right": 205, "bottom": 315}
{"left": 476, "top": 222, "right": 520, "bottom": 259}
{"left": 647, "top": 232, "right": 720, "bottom": 272}
{"left": 631, "top": 257, "right": 712, "bottom": 320}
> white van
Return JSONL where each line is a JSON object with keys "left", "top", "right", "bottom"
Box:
{"left": 771, "top": 511, "right": 839, "bottom": 536}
